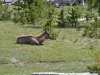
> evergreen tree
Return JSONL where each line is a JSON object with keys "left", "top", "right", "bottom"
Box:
{"left": 0, "top": 1, "right": 12, "bottom": 21}
{"left": 57, "top": 9, "right": 66, "bottom": 27}
{"left": 44, "top": 4, "right": 58, "bottom": 40}
{"left": 67, "top": 4, "right": 82, "bottom": 28}
{"left": 87, "top": 0, "right": 97, "bottom": 12}
{"left": 13, "top": 0, "right": 47, "bottom": 24}
{"left": 83, "top": 16, "right": 100, "bottom": 38}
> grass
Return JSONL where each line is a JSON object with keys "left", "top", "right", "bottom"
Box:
{"left": 0, "top": 21, "right": 100, "bottom": 75}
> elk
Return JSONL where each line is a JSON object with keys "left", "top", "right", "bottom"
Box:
{"left": 16, "top": 31, "right": 52, "bottom": 45}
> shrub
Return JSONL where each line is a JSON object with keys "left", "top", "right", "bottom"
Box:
{"left": 66, "top": 4, "right": 82, "bottom": 27}
{"left": 0, "top": 4, "right": 12, "bottom": 21}
{"left": 13, "top": 0, "right": 47, "bottom": 25}
{"left": 87, "top": 45, "right": 100, "bottom": 73}
{"left": 83, "top": 16, "right": 100, "bottom": 38}
{"left": 57, "top": 9, "right": 66, "bottom": 27}
{"left": 44, "top": 18, "right": 58, "bottom": 40}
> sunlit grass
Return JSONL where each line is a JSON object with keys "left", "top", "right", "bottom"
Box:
{"left": 0, "top": 21, "right": 100, "bottom": 75}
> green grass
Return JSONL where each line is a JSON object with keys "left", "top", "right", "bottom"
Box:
{"left": 0, "top": 21, "right": 100, "bottom": 75}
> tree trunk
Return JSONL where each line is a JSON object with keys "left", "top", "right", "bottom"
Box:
{"left": 4, "top": 0, "right": 6, "bottom": 4}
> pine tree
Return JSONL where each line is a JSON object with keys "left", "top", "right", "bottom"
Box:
{"left": 67, "top": 4, "right": 82, "bottom": 28}
{"left": 57, "top": 9, "right": 66, "bottom": 27}
{"left": 0, "top": 1, "right": 12, "bottom": 21}
{"left": 83, "top": 16, "right": 100, "bottom": 38}
{"left": 13, "top": 0, "right": 47, "bottom": 24}
{"left": 44, "top": 4, "right": 58, "bottom": 40}
{"left": 87, "top": 0, "right": 97, "bottom": 12}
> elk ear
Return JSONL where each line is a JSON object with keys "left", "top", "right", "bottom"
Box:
{"left": 43, "top": 27, "right": 45, "bottom": 31}
{"left": 43, "top": 27, "right": 47, "bottom": 32}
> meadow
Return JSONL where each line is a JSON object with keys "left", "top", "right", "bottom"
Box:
{"left": 0, "top": 20, "right": 100, "bottom": 75}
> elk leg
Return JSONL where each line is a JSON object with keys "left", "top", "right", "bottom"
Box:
{"left": 30, "top": 38, "right": 39, "bottom": 45}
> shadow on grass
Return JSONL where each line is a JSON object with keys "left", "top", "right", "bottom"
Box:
{"left": 19, "top": 23, "right": 85, "bottom": 30}
{"left": 23, "top": 25, "right": 43, "bottom": 29}
{"left": 53, "top": 25, "right": 85, "bottom": 29}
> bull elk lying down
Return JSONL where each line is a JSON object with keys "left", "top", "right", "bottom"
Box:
{"left": 16, "top": 31, "right": 52, "bottom": 45}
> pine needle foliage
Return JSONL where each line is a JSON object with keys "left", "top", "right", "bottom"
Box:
{"left": 83, "top": 16, "right": 100, "bottom": 38}
{"left": 66, "top": 4, "right": 82, "bottom": 28}
{"left": 57, "top": 8, "right": 66, "bottom": 27}
{"left": 44, "top": 4, "right": 58, "bottom": 40}
{"left": 0, "top": 1, "right": 12, "bottom": 21}
{"left": 87, "top": 45, "right": 100, "bottom": 73}
{"left": 13, "top": 0, "right": 47, "bottom": 25}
